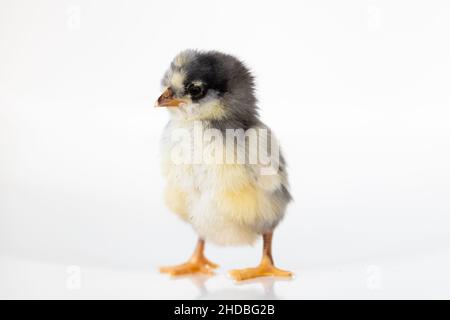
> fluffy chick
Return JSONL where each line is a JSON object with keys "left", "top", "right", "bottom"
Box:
{"left": 156, "top": 50, "right": 292, "bottom": 281}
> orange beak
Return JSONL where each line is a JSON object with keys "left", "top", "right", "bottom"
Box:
{"left": 155, "top": 88, "right": 186, "bottom": 107}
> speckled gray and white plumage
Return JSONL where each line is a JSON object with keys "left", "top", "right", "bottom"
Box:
{"left": 160, "top": 50, "right": 292, "bottom": 246}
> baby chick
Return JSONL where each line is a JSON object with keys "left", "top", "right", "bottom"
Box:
{"left": 156, "top": 50, "right": 292, "bottom": 281}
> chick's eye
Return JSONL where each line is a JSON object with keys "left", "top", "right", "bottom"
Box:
{"left": 186, "top": 83, "right": 203, "bottom": 98}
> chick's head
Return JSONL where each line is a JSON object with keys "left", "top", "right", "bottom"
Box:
{"left": 156, "top": 50, "right": 259, "bottom": 126}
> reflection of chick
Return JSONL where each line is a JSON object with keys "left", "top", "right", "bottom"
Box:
{"left": 156, "top": 50, "right": 292, "bottom": 281}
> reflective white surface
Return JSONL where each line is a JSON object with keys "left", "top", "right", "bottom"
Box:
{"left": 2, "top": 251, "right": 449, "bottom": 299}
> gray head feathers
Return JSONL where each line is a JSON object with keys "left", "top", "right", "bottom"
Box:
{"left": 161, "top": 50, "right": 260, "bottom": 130}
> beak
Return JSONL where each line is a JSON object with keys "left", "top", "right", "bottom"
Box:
{"left": 155, "top": 88, "right": 186, "bottom": 107}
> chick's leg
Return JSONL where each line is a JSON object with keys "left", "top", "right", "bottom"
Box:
{"left": 160, "top": 238, "right": 219, "bottom": 276}
{"left": 229, "top": 232, "right": 293, "bottom": 281}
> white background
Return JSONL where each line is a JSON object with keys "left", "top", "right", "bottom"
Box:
{"left": 1, "top": 0, "right": 450, "bottom": 299}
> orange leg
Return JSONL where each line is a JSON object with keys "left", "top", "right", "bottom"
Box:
{"left": 229, "top": 232, "right": 293, "bottom": 281}
{"left": 160, "top": 238, "right": 219, "bottom": 276}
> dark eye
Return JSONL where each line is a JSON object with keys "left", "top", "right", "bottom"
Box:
{"left": 186, "top": 83, "right": 204, "bottom": 99}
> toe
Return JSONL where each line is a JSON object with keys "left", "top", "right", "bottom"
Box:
{"left": 169, "top": 264, "right": 199, "bottom": 276}
{"left": 228, "top": 269, "right": 242, "bottom": 281}
{"left": 228, "top": 266, "right": 293, "bottom": 281}
{"left": 160, "top": 261, "right": 216, "bottom": 276}
{"left": 229, "top": 268, "right": 258, "bottom": 281}
{"left": 271, "top": 267, "right": 293, "bottom": 278}
{"left": 159, "top": 262, "right": 189, "bottom": 274}
{"left": 204, "top": 258, "right": 219, "bottom": 269}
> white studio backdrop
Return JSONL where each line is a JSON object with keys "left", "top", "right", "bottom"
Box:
{"left": 1, "top": 0, "right": 450, "bottom": 298}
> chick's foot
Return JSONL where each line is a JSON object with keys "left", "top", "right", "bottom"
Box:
{"left": 160, "top": 256, "right": 218, "bottom": 276}
{"left": 229, "top": 257, "right": 293, "bottom": 281}
{"left": 160, "top": 239, "right": 218, "bottom": 276}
